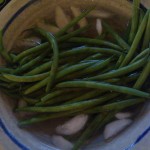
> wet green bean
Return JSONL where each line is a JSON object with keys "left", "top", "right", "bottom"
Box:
{"left": 16, "top": 93, "right": 118, "bottom": 112}
{"left": 142, "top": 13, "right": 150, "bottom": 50}
{"left": 128, "top": 0, "right": 140, "bottom": 44}
{"left": 55, "top": 6, "right": 95, "bottom": 37}
{"left": 85, "top": 56, "right": 147, "bottom": 80}
{"left": 56, "top": 81, "right": 150, "bottom": 98}
{"left": 68, "top": 37, "right": 122, "bottom": 51}
{"left": 35, "top": 28, "right": 59, "bottom": 91}
{"left": 102, "top": 22, "right": 130, "bottom": 50}
{"left": 3, "top": 72, "right": 49, "bottom": 83}
{"left": 120, "top": 10, "right": 149, "bottom": 67}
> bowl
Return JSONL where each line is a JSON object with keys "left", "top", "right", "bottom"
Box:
{"left": 0, "top": 0, "right": 150, "bottom": 150}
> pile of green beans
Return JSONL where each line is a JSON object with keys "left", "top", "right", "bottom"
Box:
{"left": 0, "top": 3, "right": 150, "bottom": 150}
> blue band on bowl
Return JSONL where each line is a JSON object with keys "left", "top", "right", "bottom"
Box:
{"left": 0, "top": 119, "right": 30, "bottom": 150}
{"left": 2, "top": 0, "right": 38, "bottom": 34}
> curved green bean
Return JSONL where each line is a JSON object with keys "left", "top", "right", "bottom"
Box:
{"left": 115, "top": 54, "right": 125, "bottom": 68}
{"left": 64, "top": 90, "right": 105, "bottom": 104}
{"left": 41, "top": 88, "right": 84, "bottom": 103}
{"left": 133, "top": 56, "right": 150, "bottom": 89}
{"left": 23, "top": 61, "right": 94, "bottom": 94}
{"left": 14, "top": 51, "right": 48, "bottom": 74}
{"left": 128, "top": 0, "right": 140, "bottom": 44}
{"left": 84, "top": 53, "right": 104, "bottom": 60}
{"left": 3, "top": 72, "right": 49, "bottom": 83}
{"left": 18, "top": 109, "right": 80, "bottom": 126}
{"left": 16, "top": 93, "right": 118, "bottom": 113}
{"left": 102, "top": 22, "right": 130, "bottom": 50}
{"left": 120, "top": 10, "right": 149, "bottom": 67}
{"left": 24, "top": 77, "right": 48, "bottom": 95}
{"left": 60, "top": 46, "right": 123, "bottom": 57}
{"left": 38, "top": 91, "right": 85, "bottom": 106}
{"left": 35, "top": 28, "right": 59, "bottom": 91}
{"left": 25, "top": 61, "right": 52, "bottom": 75}
{"left": 55, "top": 6, "right": 95, "bottom": 37}
{"left": 130, "top": 48, "right": 149, "bottom": 64}
{"left": 56, "top": 81, "right": 150, "bottom": 98}
{"left": 13, "top": 42, "right": 49, "bottom": 63}
{"left": 57, "top": 61, "right": 96, "bottom": 79}
{"left": 72, "top": 112, "right": 115, "bottom": 150}
{"left": 0, "top": 67, "right": 13, "bottom": 74}
{"left": 85, "top": 98, "right": 145, "bottom": 114}
{"left": 68, "top": 37, "right": 122, "bottom": 51}
{"left": 58, "top": 25, "right": 90, "bottom": 42}
{"left": 85, "top": 56, "right": 147, "bottom": 80}
{"left": 142, "top": 13, "right": 150, "bottom": 50}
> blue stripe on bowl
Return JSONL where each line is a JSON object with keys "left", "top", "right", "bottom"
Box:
{"left": 0, "top": 119, "right": 30, "bottom": 150}
{"left": 0, "top": 0, "right": 149, "bottom": 149}
{"left": 125, "top": 125, "right": 150, "bottom": 150}
{"left": 2, "top": 0, "right": 39, "bottom": 34}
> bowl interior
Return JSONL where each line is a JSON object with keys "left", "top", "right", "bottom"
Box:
{"left": 0, "top": 0, "right": 149, "bottom": 150}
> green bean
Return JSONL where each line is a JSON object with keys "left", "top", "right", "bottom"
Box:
{"left": 102, "top": 22, "right": 130, "bottom": 50}
{"left": 10, "top": 53, "right": 17, "bottom": 61}
{"left": 57, "top": 61, "right": 95, "bottom": 79}
{"left": 115, "top": 54, "right": 125, "bottom": 68}
{"left": 3, "top": 72, "right": 49, "bottom": 83}
{"left": 25, "top": 61, "right": 52, "bottom": 75}
{"left": 68, "top": 37, "right": 122, "bottom": 51}
{"left": 72, "top": 114, "right": 105, "bottom": 150}
{"left": 84, "top": 53, "right": 104, "bottom": 60}
{"left": 80, "top": 57, "right": 113, "bottom": 75}
{"left": 19, "top": 55, "right": 34, "bottom": 66}
{"left": 41, "top": 90, "right": 69, "bottom": 102}
{"left": 128, "top": 0, "right": 140, "bottom": 44}
{"left": 24, "top": 61, "right": 97, "bottom": 94}
{"left": 60, "top": 46, "right": 123, "bottom": 57}
{"left": 18, "top": 109, "right": 80, "bottom": 126}
{"left": 58, "top": 25, "right": 90, "bottom": 42}
{"left": 85, "top": 98, "right": 146, "bottom": 114}
{"left": 72, "top": 112, "right": 115, "bottom": 150}
{"left": 58, "top": 58, "right": 112, "bottom": 81}
{"left": 85, "top": 56, "right": 147, "bottom": 81}
{"left": 38, "top": 91, "right": 85, "bottom": 106}
{"left": 139, "top": 9, "right": 145, "bottom": 27}
{"left": 23, "top": 77, "right": 48, "bottom": 95}
{"left": 133, "top": 56, "right": 150, "bottom": 89}
{"left": 0, "top": 75, "right": 11, "bottom": 82}
{"left": 35, "top": 28, "right": 59, "bottom": 91}
{"left": 130, "top": 48, "right": 149, "bottom": 64}
{"left": 22, "top": 97, "right": 39, "bottom": 105}
{"left": 41, "top": 88, "right": 84, "bottom": 103}
{"left": 120, "top": 10, "right": 149, "bottom": 67}
{"left": 0, "top": 67, "right": 13, "bottom": 74}
{"left": 13, "top": 42, "right": 49, "bottom": 63}
{"left": 0, "top": 30, "right": 12, "bottom": 63}
{"left": 142, "top": 13, "right": 150, "bottom": 50}
{"left": 25, "top": 49, "right": 111, "bottom": 76}
{"left": 124, "top": 20, "right": 131, "bottom": 41}
{"left": 65, "top": 90, "right": 106, "bottom": 104}
{"left": 13, "top": 51, "right": 48, "bottom": 74}
{"left": 104, "top": 73, "right": 139, "bottom": 84}
{"left": 16, "top": 93, "right": 118, "bottom": 113}
{"left": 55, "top": 6, "right": 95, "bottom": 37}
{"left": 56, "top": 81, "right": 150, "bottom": 98}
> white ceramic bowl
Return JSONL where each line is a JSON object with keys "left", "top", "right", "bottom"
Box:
{"left": 0, "top": 0, "right": 150, "bottom": 150}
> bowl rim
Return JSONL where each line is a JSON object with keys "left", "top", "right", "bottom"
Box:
{"left": 0, "top": 0, "right": 149, "bottom": 150}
